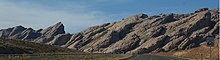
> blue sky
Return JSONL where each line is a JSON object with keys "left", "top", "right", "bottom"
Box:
{"left": 0, "top": 0, "right": 219, "bottom": 33}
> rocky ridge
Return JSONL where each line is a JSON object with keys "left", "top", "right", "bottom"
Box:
{"left": 0, "top": 8, "right": 219, "bottom": 54}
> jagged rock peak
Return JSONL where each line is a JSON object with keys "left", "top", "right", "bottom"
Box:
{"left": 40, "top": 22, "right": 65, "bottom": 36}
{"left": 8, "top": 25, "right": 27, "bottom": 37}
{"left": 14, "top": 25, "right": 25, "bottom": 28}
{"left": 47, "top": 22, "right": 64, "bottom": 29}
{"left": 54, "top": 22, "right": 63, "bottom": 26}
{"left": 50, "top": 22, "right": 64, "bottom": 30}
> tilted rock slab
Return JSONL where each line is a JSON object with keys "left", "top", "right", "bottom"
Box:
{"left": 0, "top": 8, "right": 219, "bottom": 54}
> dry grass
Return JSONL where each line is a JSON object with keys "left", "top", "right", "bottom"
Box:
{"left": 0, "top": 53, "right": 131, "bottom": 60}
{"left": 0, "top": 38, "right": 82, "bottom": 54}
{"left": 0, "top": 38, "right": 132, "bottom": 60}
{"left": 152, "top": 38, "right": 219, "bottom": 60}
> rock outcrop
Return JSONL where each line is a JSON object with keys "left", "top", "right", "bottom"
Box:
{"left": 47, "top": 33, "right": 71, "bottom": 46}
{"left": 0, "top": 8, "right": 219, "bottom": 54}
{"left": 34, "top": 22, "right": 65, "bottom": 43}
{"left": 0, "top": 22, "right": 66, "bottom": 44}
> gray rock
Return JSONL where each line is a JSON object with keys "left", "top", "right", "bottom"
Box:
{"left": 0, "top": 8, "right": 219, "bottom": 54}
{"left": 0, "top": 27, "right": 14, "bottom": 38}
{"left": 8, "top": 26, "right": 27, "bottom": 39}
{"left": 34, "top": 22, "right": 66, "bottom": 43}
{"left": 47, "top": 33, "right": 71, "bottom": 46}
{"left": 127, "top": 35, "right": 170, "bottom": 54}
{"left": 19, "top": 28, "right": 41, "bottom": 41}
{"left": 40, "top": 22, "right": 65, "bottom": 36}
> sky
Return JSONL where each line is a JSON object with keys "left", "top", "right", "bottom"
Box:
{"left": 0, "top": 0, "right": 219, "bottom": 33}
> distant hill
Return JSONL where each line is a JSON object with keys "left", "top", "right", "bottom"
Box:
{"left": 0, "top": 8, "right": 219, "bottom": 54}
{"left": 0, "top": 38, "right": 81, "bottom": 54}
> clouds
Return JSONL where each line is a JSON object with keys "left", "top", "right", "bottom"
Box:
{"left": 0, "top": 0, "right": 111, "bottom": 33}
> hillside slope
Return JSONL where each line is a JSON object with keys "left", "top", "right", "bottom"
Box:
{"left": 0, "top": 8, "right": 219, "bottom": 54}
{"left": 0, "top": 38, "right": 81, "bottom": 54}
{"left": 153, "top": 36, "right": 219, "bottom": 60}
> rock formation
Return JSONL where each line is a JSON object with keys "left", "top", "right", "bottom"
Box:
{"left": 0, "top": 8, "right": 219, "bottom": 54}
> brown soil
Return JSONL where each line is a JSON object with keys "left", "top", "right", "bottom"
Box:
{"left": 152, "top": 37, "right": 219, "bottom": 60}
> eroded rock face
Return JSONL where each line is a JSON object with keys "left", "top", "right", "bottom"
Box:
{"left": 0, "top": 8, "right": 219, "bottom": 54}
{"left": 0, "top": 22, "right": 67, "bottom": 44}
{"left": 0, "top": 27, "right": 14, "bottom": 38}
{"left": 65, "top": 9, "right": 218, "bottom": 54}
{"left": 127, "top": 35, "right": 170, "bottom": 54}
{"left": 40, "top": 22, "right": 65, "bottom": 36}
{"left": 18, "top": 28, "right": 41, "bottom": 41}
{"left": 34, "top": 22, "right": 66, "bottom": 43}
{"left": 47, "top": 33, "right": 71, "bottom": 46}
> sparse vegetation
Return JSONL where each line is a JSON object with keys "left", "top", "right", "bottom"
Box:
{"left": 0, "top": 38, "right": 132, "bottom": 60}
{"left": 152, "top": 37, "right": 219, "bottom": 60}
{"left": 0, "top": 53, "right": 132, "bottom": 60}
{"left": 0, "top": 38, "right": 81, "bottom": 54}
